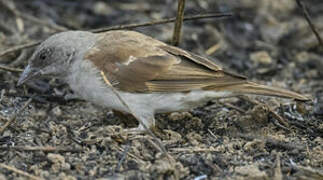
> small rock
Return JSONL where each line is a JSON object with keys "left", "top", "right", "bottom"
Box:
{"left": 34, "top": 110, "right": 47, "bottom": 119}
{"left": 150, "top": 157, "right": 189, "bottom": 179}
{"left": 93, "top": 2, "right": 115, "bottom": 15}
{"left": 186, "top": 132, "right": 202, "bottom": 146}
{"left": 250, "top": 105, "right": 269, "bottom": 125}
{"left": 163, "top": 129, "right": 182, "bottom": 144}
{"left": 244, "top": 139, "right": 266, "bottom": 152}
{"left": 47, "top": 153, "right": 71, "bottom": 172}
{"left": 296, "top": 101, "right": 308, "bottom": 115}
{"left": 52, "top": 106, "right": 62, "bottom": 117}
{"left": 235, "top": 164, "right": 269, "bottom": 180}
{"left": 168, "top": 112, "right": 192, "bottom": 121}
{"left": 295, "top": 51, "right": 310, "bottom": 64}
{"left": 214, "top": 144, "right": 226, "bottom": 153}
{"left": 185, "top": 117, "right": 203, "bottom": 130}
{"left": 250, "top": 51, "right": 273, "bottom": 65}
{"left": 58, "top": 172, "right": 76, "bottom": 180}
{"left": 8, "top": 88, "right": 17, "bottom": 94}
{"left": 47, "top": 153, "right": 65, "bottom": 164}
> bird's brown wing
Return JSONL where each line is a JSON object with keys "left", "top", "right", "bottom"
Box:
{"left": 84, "top": 30, "right": 247, "bottom": 93}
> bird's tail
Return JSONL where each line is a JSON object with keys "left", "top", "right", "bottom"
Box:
{"left": 207, "top": 81, "right": 310, "bottom": 101}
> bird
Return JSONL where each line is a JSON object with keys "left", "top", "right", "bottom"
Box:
{"left": 18, "top": 30, "right": 309, "bottom": 131}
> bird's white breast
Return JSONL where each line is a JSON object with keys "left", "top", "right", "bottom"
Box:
{"left": 66, "top": 59, "right": 233, "bottom": 114}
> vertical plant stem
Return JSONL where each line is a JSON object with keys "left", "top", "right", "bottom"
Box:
{"left": 295, "top": 0, "right": 323, "bottom": 49}
{"left": 172, "top": 0, "right": 186, "bottom": 46}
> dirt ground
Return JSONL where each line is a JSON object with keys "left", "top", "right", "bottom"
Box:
{"left": 0, "top": 0, "right": 322, "bottom": 179}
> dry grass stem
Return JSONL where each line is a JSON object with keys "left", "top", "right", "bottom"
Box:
{"left": 0, "top": 64, "right": 23, "bottom": 72}
{"left": 0, "top": 146, "right": 83, "bottom": 153}
{"left": 0, "top": 163, "right": 44, "bottom": 180}
{"left": 172, "top": 0, "right": 186, "bottom": 46}
{"left": 295, "top": 0, "right": 323, "bottom": 49}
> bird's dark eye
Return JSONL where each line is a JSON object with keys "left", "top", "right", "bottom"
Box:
{"left": 38, "top": 48, "right": 52, "bottom": 61}
{"left": 39, "top": 53, "right": 47, "bottom": 60}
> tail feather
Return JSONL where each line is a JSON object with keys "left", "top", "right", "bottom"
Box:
{"left": 207, "top": 81, "right": 310, "bottom": 101}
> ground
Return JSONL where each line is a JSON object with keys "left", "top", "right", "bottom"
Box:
{"left": 0, "top": 0, "right": 322, "bottom": 179}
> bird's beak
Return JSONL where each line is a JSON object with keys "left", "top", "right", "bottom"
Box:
{"left": 17, "top": 65, "right": 40, "bottom": 86}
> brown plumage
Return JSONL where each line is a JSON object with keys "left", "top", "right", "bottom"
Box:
{"left": 85, "top": 30, "right": 308, "bottom": 101}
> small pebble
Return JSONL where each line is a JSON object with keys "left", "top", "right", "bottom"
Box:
{"left": 250, "top": 51, "right": 273, "bottom": 65}
{"left": 52, "top": 106, "right": 62, "bottom": 117}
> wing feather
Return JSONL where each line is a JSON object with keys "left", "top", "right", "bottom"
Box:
{"left": 84, "top": 30, "right": 246, "bottom": 93}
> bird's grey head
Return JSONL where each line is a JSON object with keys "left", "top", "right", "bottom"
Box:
{"left": 18, "top": 31, "right": 95, "bottom": 86}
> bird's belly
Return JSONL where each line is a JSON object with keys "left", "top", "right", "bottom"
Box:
{"left": 145, "top": 91, "right": 232, "bottom": 113}
{"left": 107, "top": 90, "right": 232, "bottom": 113}
{"left": 68, "top": 80, "right": 125, "bottom": 111}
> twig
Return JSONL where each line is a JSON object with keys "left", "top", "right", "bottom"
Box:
{"left": 146, "top": 137, "right": 163, "bottom": 152}
{"left": 0, "top": 98, "right": 32, "bottom": 135}
{"left": 114, "top": 143, "right": 130, "bottom": 173}
{"left": 0, "top": 146, "right": 83, "bottom": 153}
{"left": 208, "top": 129, "right": 217, "bottom": 139}
{"left": 170, "top": 147, "right": 218, "bottom": 153}
{"left": 272, "top": 119, "right": 290, "bottom": 132}
{"left": 273, "top": 153, "right": 283, "bottom": 180}
{"left": 112, "top": 145, "right": 146, "bottom": 165}
{"left": 0, "top": 89, "right": 5, "bottom": 108}
{"left": 295, "top": 0, "right": 323, "bottom": 49}
{"left": 0, "top": 13, "right": 231, "bottom": 58}
{"left": 268, "top": 106, "right": 289, "bottom": 128}
{"left": 220, "top": 101, "right": 246, "bottom": 113}
{"left": 100, "top": 71, "right": 170, "bottom": 158}
{"left": 0, "top": 64, "right": 23, "bottom": 72}
{"left": 172, "top": 0, "right": 186, "bottom": 46}
{"left": 205, "top": 43, "right": 221, "bottom": 55}
{"left": 0, "top": 163, "right": 44, "bottom": 180}
{"left": 0, "top": 41, "right": 41, "bottom": 58}
{"left": 128, "top": 134, "right": 154, "bottom": 141}
{"left": 91, "top": 13, "right": 232, "bottom": 33}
